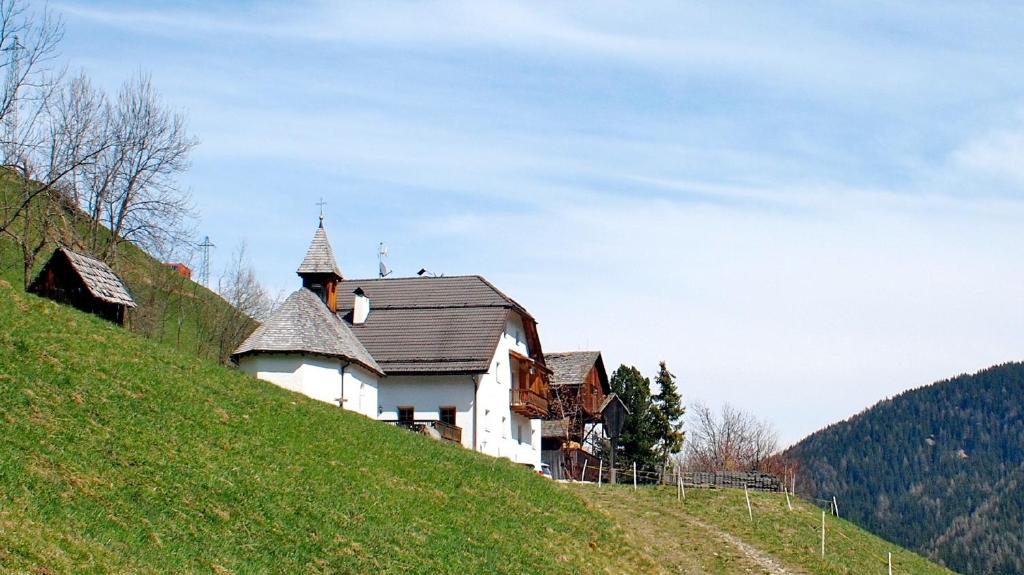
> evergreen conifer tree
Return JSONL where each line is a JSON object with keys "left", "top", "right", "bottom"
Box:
{"left": 652, "top": 361, "right": 685, "bottom": 466}
{"left": 609, "top": 365, "right": 659, "bottom": 475}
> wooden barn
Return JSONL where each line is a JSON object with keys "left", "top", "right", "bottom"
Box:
{"left": 542, "top": 351, "right": 613, "bottom": 481}
{"left": 27, "top": 247, "right": 136, "bottom": 325}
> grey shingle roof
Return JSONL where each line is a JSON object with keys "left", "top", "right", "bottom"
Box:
{"left": 337, "top": 276, "right": 529, "bottom": 374}
{"left": 296, "top": 223, "right": 343, "bottom": 277}
{"left": 233, "top": 288, "right": 382, "bottom": 375}
{"left": 542, "top": 418, "right": 570, "bottom": 439}
{"left": 57, "top": 247, "right": 136, "bottom": 307}
{"left": 544, "top": 351, "right": 602, "bottom": 387}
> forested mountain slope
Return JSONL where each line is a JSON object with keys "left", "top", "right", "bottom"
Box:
{"left": 786, "top": 362, "right": 1024, "bottom": 574}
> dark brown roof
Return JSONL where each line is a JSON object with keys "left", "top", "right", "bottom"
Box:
{"left": 233, "top": 288, "right": 382, "bottom": 375}
{"left": 337, "top": 276, "right": 531, "bottom": 374}
{"left": 296, "top": 223, "right": 343, "bottom": 277}
{"left": 31, "top": 247, "right": 136, "bottom": 307}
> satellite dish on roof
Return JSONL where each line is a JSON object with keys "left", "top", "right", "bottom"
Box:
{"left": 378, "top": 242, "right": 392, "bottom": 278}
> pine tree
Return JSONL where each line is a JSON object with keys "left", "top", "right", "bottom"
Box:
{"left": 652, "top": 361, "right": 685, "bottom": 465}
{"left": 609, "top": 365, "right": 659, "bottom": 476}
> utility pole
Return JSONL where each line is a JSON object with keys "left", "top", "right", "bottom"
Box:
{"left": 198, "top": 235, "right": 214, "bottom": 287}
{"left": 3, "top": 35, "right": 23, "bottom": 167}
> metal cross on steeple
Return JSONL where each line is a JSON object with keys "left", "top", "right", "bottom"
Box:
{"left": 316, "top": 197, "right": 327, "bottom": 227}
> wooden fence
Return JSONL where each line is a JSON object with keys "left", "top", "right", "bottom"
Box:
{"left": 675, "top": 471, "right": 782, "bottom": 492}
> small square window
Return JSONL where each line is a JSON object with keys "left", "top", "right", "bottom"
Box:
{"left": 439, "top": 406, "right": 456, "bottom": 426}
{"left": 398, "top": 406, "right": 414, "bottom": 423}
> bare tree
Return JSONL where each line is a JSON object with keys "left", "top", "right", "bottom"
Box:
{"left": 0, "top": 0, "right": 69, "bottom": 286}
{"left": 95, "top": 73, "right": 197, "bottom": 260}
{"left": 203, "top": 243, "right": 275, "bottom": 362}
{"left": 684, "top": 402, "right": 780, "bottom": 473}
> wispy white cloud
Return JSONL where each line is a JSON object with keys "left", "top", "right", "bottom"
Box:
{"left": 952, "top": 115, "right": 1024, "bottom": 185}
{"left": 52, "top": 0, "right": 1024, "bottom": 444}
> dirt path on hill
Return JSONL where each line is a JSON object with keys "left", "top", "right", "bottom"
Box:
{"left": 685, "top": 516, "right": 800, "bottom": 575}
{"left": 572, "top": 485, "right": 807, "bottom": 575}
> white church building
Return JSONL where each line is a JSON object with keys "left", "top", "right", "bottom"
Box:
{"left": 232, "top": 219, "right": 552, "bottom": 465}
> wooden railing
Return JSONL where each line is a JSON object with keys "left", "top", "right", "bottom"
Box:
{"left": 385, "top": 419, "right": 462, "bottom": 444}
{"left": 510, "top": 388, "right": 549, "bottom": 417}
{"left": 431, "top": 420, "right": 462, "bottom": 443}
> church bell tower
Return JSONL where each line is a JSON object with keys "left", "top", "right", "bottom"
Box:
{"left": 296, "top": 216, "right": 344, "bottom": 313}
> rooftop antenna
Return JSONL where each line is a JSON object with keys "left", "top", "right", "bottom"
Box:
{"left": 198, "top": 235, "right": 214, "bottom": 286}
{"left": 417, "top": 268, "right": 443, "bottom": 278}
{"left": 316, "top": 197, "right": 327, "bottom": 227}
{"left": 378, "top": 242, "right": 391, "bottom": 278}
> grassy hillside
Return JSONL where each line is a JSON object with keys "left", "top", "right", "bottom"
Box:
{"left": 0, "top": 279, "right": 657, "bottom": 574}
{"left": 0, "top": 281, "right": 958, "bottom": 574}
{"left": 785, "top": 363, "right": 1024, "bottom": 574}
{"left": 573, "top": 484, "right": 957, "bottom": 575}
{"left": 0, "top": 172, "right": 254, "bottom": 362}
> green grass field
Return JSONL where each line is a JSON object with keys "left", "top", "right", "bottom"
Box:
{"left": 573, "top": 484, "right": 959, "bottom": 575}
{"left": 0, "top": 279, "right": 958, "bottom": 574}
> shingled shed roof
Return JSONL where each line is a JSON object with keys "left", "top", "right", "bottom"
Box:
{"left": 40, "top": 247, "right": 136, "bottom": 307}
{"left": 337, "top": 276, "right": 536, "bottom": 374}
{"left": 541, "top": 418, "right": 570, "bottom": 439}
{"left": 296, "top": 223, "right": 343, "bottom": 277}
{"left": 233, "top": 288, "right": 382, "bottom": 375}
{"left": 544, "top": 351, "right": 602, "bottom": 386}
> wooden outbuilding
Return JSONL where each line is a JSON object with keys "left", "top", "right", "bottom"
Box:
{"left": 27, "top": 247, "right": 136, "bottom": 325}
{"left": 541, "top": 351, "right": 614, "bottom": 481}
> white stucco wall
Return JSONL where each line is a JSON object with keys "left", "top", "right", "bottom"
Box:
{"left": 340, "top": 363, "right": 379, "bottom": 418}
{"left": 378, "top": 375, "right": 475, "bottom": 448}
{"left": 470, "top": 315, "right": 542, "bottom": 466}
{"left": 237, "top": 354, "right": 379, "bottom": 419}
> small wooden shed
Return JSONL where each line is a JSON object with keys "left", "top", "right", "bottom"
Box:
{"left": 27, "top": 247, "right": 136, "bottom": 325}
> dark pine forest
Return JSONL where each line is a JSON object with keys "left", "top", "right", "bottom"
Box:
{"left": 786, "top": 362, "right": 1024, "bottom": 575}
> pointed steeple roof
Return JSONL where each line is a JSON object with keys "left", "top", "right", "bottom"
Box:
{"left": 296, "top": 219, "right": 343, "bottom": 278}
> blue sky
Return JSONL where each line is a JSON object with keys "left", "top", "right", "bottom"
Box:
{"left": 54, "top": 1, "right": 1024, "bottom": 444}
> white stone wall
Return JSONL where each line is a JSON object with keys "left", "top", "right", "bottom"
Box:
{"left": 237, "top": 354, "right": 379, "bottom": 419}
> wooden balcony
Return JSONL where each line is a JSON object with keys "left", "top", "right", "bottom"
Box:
{"left": 510, "top": 388, "right": 549, "bottom": 418}
{"left": 386, "top": 419, "right": 462, "bottom": 444}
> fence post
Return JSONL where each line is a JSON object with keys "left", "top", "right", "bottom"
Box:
{"left": 785, "top": 488, "right": 792, "bottom": 511}
{"left": 832, "top": 496, "right": 840, "bottom": 518}
{"left": 582, "top": 460, "right": 589, "bottom": 483}
{"left": 821, "top": 510, "right": 826, "bottom": 558}
{"left": 744, "top": 485, "right": 753, "bottom": 522}
{"left": 888, "top": 551, "right": 893, "bottom": 575}
{"left": 633, "top": 462, "right": 637, "bottom": 491}
{"left": 598, "top": 460, "right": 603, "bottom": 487}
{"left": 681, "top": 473, "right": 686, "bottom": 499}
